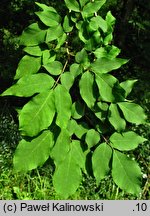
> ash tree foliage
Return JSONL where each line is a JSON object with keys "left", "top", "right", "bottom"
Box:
{"left": 1, "top": 0, "right": 147, "bottom": 199}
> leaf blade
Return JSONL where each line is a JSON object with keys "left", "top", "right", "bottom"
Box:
{"left": 19, "top": 91, "right": 55, "bottom": 137}
{"left": 110, "top": 131, "right": 146, "bottom": 151}
{"left": 13, "top": 130, "right": 54, "bottom": 172}
{"left": 112, "top": 150, "right": 142, "bottom": 195}
{"left": 92, "top": 143, "right": 112, "bottom": 184}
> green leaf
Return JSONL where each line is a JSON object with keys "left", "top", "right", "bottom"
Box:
{"left": 35, "top": 2, "right": 57, "bottom": 13}
{"left": 19, "top": 23, "right": 47, "bottom": 46}
{"left": 23, "top": 46, "right": 43, "bottom": 56}
{"left": 14, "top": 130, "right": 54, "bottom": 172}
{"left": 71, "top": 140, "right": 86, "bottom": 170}
{"left": 1, "top": 73, "right": 54, "bottom": 97}
{"left": 14, "top": 55, "right": 41, "bottom": 80}
{"left": 92, "top": 143, "right": 112, "bottom": 184}
{"left": 46, "top": 25, "right": 63, "bottom": 42}
{"left": 53, "top": 148, "right": 82, "bottom": 199}
{"left": 75, "top": 48, "right": 88, "bottom": 64}
{"left": 108, "top": 103, "right": 126, "bottom": 131}
{"left": 70, "top": 63, "right": 83, "bottom": 78}
{"left": 118, "top": 102, "right": 147, "bottom": 124}
{"left": 112, "top": 150, "right": 142, "bottom": 195}
{"left": 94, "top": 102, "right": 108, "bottom": 122}
{"left": 85, "top": 129, "right": 100, "bottom": 148}
{"left": 79, "top": 0, "right": 89, "bottom": 8}
{"left": 43, "top": 61, "right": 63, "bottom": 76}
{"left": 91, "top": 57, "right": 128, "bottom": 74}
{"left": 95, "top": 73, "right": 117, "bottom": 102}
{"left": 71, "top": 101, "right": 84, "bottom": 119}
{"left": 79, "top": 71, "right": 96, "bottom": 108}
{"left": 82, "top": 0, "right": 106, "bottom": 18}
{"left": 56, "top": 33, "right": 67, "bottom": 49}
{"left": 120, "top": 80, "right": 138, "bottom": 97}
{"left": 19, "top": 91, "right": 55, "bottom": 137}
{"left": 51, "top": 129, "right": 70, "bottom": 165}
{"left": 54, "top": 85, "right": 72, "bottom": 129}
{"left": 35, "top": 3, "right": 60, "bottom": 27}
{"left": 110, "top": 131, "right": 147, "bottom": 151}
{"left": 42, "top": 50, "right": 56, "bottom": 65}
{"left": 67, "top": 119, "right": 88, "bottom": 138}
{"left": 106, "top": 11, "right": 116, "bottom": 26}
{"left": 61, "top": 72, "right": 74, "bottom": 90}
{"left": 89, "top": 16, "right": 108, "bottom": 33}
{"left": 64, "top": 0, "right": 80, "bottom": 12}
{"left": 63, "top": 15, "right": 73, "bottom": 32}
{"left": 108, "top": 45, "right": 121, "bottom": 59}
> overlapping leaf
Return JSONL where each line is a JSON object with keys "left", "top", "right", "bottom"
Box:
{"left": 82, "top": 0, "right": 106, "bottom": 18}
{"left": 15, "top": 55, "right": 41, "bottom": 80}
{"left": 51, "top": 129, "right": 71, "bottom": 165}
{"left": 53, "top": 146, "right": 82, "bottom": 199}
{"left": 110, "top": 131, "right": 146, "bottom": 151}
{"left": 112, "top": 150, "right": 142, "bottom": 195}
{"left": 43, "top": 61, "right": 63, "bottom": 75}
{"left": 54, "top": 85, "right": 72, "bottom": 129}
{"left": 23, "top": 46, "right": 43, "bottom": 56}
{"left": 19, "top": 23, "right": 47, "bottom": 46}
{"left": 91, "top": 57, "right": 128, "bottom": 74}
{"left": 108, "top": 103, "right": 126, "bottom": 131}
{"left": 85, "top": 129, "right": 100, "bottom": 148}
{"left": 1, "top": 73, "right": 54, "bottom": 97}
{"left": 92, "top": 143, "right": 112, "bottom": 184}
{"left": 61, "top": 72, "right": 75, "bottom": 90}
{"left": 64, "top": 0, "right": 80, "bottom": 12}
{"left": 13, "top": 130, "right": 54, "bottom": 171}
{"left": 95, "top": 73, "right": 117, "bottom": 102}
{"left": 79, "top": 71, "right": 96, "bottom": 108}
{"left": 35, "top": 2, "right": 60, "bottom": 27}
{"left": 118, "top": 102, "right": 147, "bottom": 124}
{"left": 120, "top": 80, "right": 138, "bottom": 97}
{"left": 46, "top": 25, "right": 63, "bottom": 42}
{"left": 19, "top": 91, "right": 55, "bottom": 137}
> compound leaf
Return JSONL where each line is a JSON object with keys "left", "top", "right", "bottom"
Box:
{"left": 110, "top": 131, "right": 147, "bottom": 151}
{"left": 14, "top": 130, "right": 54, "bottom": 172}
{"left": 112, "top": 150, "right": 142, "bottom": 195}
{"left": 19, "top": 91, "right": 55, "bottom": 137}
{"left": 92, "top": 143, "right": 112, "bottom": 184}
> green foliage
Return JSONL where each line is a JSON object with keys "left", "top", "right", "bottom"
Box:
{"left": 1, "top": 0, "right": 147, "bottom": 199}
